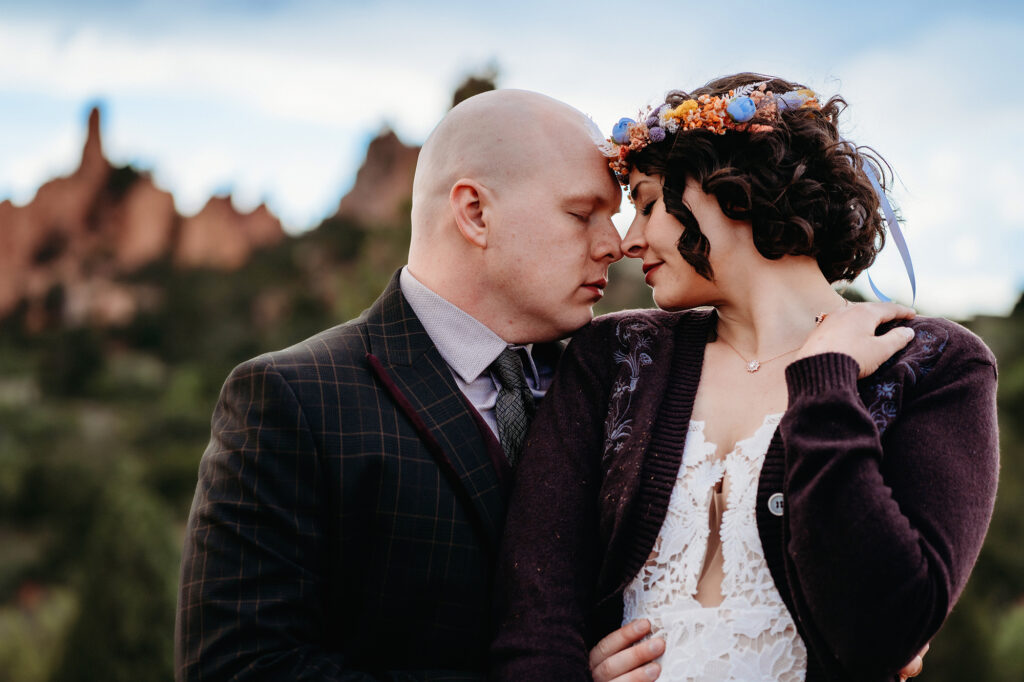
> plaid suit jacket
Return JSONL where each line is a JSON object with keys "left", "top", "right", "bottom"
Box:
{"left": 176, "top": 271, "right": 542, "bottom": 681}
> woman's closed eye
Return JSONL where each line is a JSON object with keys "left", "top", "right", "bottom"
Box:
{"left": 640, "top": 199, "right": 657, "bottom": 216}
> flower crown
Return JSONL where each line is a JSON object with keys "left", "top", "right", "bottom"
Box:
{"left": 605, "top": 81, "right": 821, "bottom": 181}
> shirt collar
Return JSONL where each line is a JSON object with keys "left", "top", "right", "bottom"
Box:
{"left": 400, "top": 266, "right": 528, "bottom": 384}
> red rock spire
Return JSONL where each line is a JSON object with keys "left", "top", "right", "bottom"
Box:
{"left": 78, "top": 106, "right": 106, "bottom": 177}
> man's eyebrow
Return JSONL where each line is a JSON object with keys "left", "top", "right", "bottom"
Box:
{"left": 564, "top": 192, "right": 618, "bottom": 210}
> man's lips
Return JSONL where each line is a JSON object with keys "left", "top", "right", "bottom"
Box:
{"left": 581, "top": 278, "right": 607, "bottom": 297}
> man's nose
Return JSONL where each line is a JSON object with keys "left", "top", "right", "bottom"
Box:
{"left": 595, "top": 221, "right": 623, "bottom": 262}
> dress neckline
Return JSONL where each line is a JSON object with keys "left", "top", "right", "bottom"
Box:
{"left": 688, "top": 412, "right": 783, "bottom": 459}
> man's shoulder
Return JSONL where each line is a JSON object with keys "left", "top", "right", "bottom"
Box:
{"left": 231, "top": 316, "right": 374, "bottom": 382}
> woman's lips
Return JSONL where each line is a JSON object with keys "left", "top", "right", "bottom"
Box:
{"left": 642, "top": 262, "right": 662, "bottom": 284}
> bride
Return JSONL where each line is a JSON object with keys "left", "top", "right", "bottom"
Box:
{"left": 491, "top": 74, "right": 998, "bottom": 681}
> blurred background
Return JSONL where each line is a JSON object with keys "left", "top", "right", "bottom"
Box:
{"left": 0, "top": 1, "right": 1021, "bottom": 680}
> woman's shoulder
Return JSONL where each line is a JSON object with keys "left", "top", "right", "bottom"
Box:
{"left": 877, "top": 314, "right": 996, "bottom": 387}
{"left": 901, "top": 315, "right": 994, "bottom": 364}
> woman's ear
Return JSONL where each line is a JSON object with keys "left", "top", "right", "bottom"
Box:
{"left": 450, "top": 179, "right": 489, "bottom": 248}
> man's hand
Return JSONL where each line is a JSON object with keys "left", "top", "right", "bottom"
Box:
{"left": 589, "top": 619, "right": 665, "bottom": 682}
{"left": 899, "top": 643, "right": 930, "bottom": 680}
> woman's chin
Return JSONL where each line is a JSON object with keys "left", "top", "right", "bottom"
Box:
{"left": 652, "top": 290, "right": 691, "bottom": 311}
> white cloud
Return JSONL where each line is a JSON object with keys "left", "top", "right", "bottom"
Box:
{"left": 0, "top": 22, "right": 448, "bottom": 134}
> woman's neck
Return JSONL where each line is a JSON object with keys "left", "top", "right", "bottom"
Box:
{"left": 713, "top": 257, "right": 848, "bottom": 359}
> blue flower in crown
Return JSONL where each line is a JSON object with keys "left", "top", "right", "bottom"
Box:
{"left": 777, "top": 90, "right": 813, "bottom": 111}
{"left": 726, "top": 96, "right": 756, "bottom": 123}
{"left": 612, "top": 117, "right": 635, "bottom": 145}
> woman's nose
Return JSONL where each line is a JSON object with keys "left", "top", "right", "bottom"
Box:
{"left": 620, "top": 219, "right": 647, "bottom": 258}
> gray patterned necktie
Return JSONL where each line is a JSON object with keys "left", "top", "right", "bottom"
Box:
{"left": 490, "top": 348, "right": 536, "bottom": 468}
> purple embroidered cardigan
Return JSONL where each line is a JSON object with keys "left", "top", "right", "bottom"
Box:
{"left": 491, "top": 308, "right": 998, "bottom": 682}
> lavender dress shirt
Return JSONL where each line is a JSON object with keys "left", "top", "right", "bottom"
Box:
{"left": 399, "top": 267, "right": 552, "bottom": 436}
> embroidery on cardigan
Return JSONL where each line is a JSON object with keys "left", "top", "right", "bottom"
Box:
{"left": 865, "top": 322, "right": 949, "bottom": 434}
{"left": 867, "top": 381, "right": 900, "bottom": 433}
{"left": 604, "top": 318, "right": 657, "bottom": 462}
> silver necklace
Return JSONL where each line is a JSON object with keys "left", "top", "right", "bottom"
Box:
{"left": 717, "top": 302, "right": 846, "bottom": 374}
{"left": 716, "top": 333, "right": 802, "bottom": 373}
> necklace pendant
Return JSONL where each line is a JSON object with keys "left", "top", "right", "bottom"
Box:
{"left": 746, "top": 360, "right": 761, "bottom": 373}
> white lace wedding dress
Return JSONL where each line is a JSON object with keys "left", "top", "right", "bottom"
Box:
{"left": 622, "top": 414, "right": 808, "bottom": 681}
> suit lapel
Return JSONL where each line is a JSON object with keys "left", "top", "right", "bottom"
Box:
{"left": 364, "top": 271, "right": 506, "bottom": 556}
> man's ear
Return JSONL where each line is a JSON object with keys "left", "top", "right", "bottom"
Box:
{"left": 450, "top": 179, "right": 489, "bottom": 248}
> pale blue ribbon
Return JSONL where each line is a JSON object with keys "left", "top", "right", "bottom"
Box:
{"left": 862, "top": 158, "right": 916, "bottom": 306}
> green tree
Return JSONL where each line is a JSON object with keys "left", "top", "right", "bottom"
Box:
{"left": 50, "top": 465, "right": 178, "bottom": 682}
{"left": 993, "top": 603, "right": 1024, "bottom": 681}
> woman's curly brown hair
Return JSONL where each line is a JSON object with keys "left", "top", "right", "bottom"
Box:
{"left": 628, "top": 72, "right": 890, "bottom": 283}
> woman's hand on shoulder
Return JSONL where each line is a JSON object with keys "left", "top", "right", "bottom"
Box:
{"left": 794, "top": 302, "right": 917, "bottom": 379}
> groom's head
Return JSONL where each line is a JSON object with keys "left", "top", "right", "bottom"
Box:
{"left": 409, "top": 89, "right": 623, "bottom": 344}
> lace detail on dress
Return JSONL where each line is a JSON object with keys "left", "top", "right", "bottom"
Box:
{"left": 622, "top": 413, "right": 808, "bottom": 681}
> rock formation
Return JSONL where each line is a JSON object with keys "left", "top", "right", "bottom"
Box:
{"left": 176, "top": 198, "right": 283, "bottom": 270}
{"left": 334, "top": 129, "right": 419, "bottom": 228}
{"left": 0, "top": 107, "right": 430, "bottom": 330}
{"left": 0, "top": 107, "right": 285, "bottom": 328}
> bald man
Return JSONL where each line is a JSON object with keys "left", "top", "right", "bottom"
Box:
{"left": 175, "top": 90, "right": 647, "bottom": 680}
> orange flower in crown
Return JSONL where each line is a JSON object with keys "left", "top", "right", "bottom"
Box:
{"left": 605, "top": 82, "right": 820, "bottom": 182}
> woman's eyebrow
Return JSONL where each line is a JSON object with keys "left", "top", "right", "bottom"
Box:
{"left": 631, "top": 176, "right": 663, "bottom": 202}
{"left": 629, "top": 181, "right": 650, "bottom": 202}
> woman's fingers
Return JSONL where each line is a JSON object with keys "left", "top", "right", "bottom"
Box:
{"left": 589, "top": 619, "right": 649, "bottom": 669}
{"left": 850, "top": 313, "right": 915, "bottom": 378}
{"left": 795, "top": 301, "right": 917, "bottom": 378}
{"left": 589, "top": 619, "right": 664, "bottom": 682}
{"left": 865, "top": 301, "right": 916, "bottom": 325}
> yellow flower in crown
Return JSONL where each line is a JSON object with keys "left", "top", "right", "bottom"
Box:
{"left": 672, "top": 100, "right": 698, "bottom": 117}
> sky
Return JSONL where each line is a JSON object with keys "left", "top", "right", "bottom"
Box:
{"left": 1, "top": 0, "right": 1022, "bottom": 318}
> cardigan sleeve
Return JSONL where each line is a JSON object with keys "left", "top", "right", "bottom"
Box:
{"left": 490, "top": 322, "right": 613, "bottom": 681}
{"left": 780, "top": 329, "right": 999, "bottom": 680}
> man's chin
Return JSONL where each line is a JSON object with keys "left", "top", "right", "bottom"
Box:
{"left": 560, "top": 308, "right": 596, "bottom": 337}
